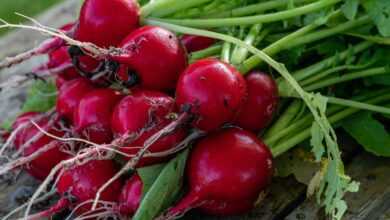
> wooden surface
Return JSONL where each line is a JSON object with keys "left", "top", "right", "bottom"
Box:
{"left": 0, "top": 1, "right": 389, "bottom": 219}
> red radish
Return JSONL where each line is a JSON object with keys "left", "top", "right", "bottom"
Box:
{"left": 11, "top": 112, "right": 40, "bottom": 149}
{"left": 27, "top": 160, "right": 122, "bottom": 219}
{"left": 235, "top": 71, "right": 278, "bottom": 132}
{"left": 13, "top": 114, "right": 70, "bottom": 180}
{"left": 56, "top": 78, "right": 95, "bottom": 122}
{"left": 111, "top": 89, "right": 186, "bottom": 166}
{"left": 165, "top": 128, "right": 273, "bottom": 218}
{"left": 118, "top": 173, "right": 143, "bottom": 216}
{"left": 175, "top": 58, "right": 247, "bottom": 131}
{"left": 75, "top": 0, "right": 140, "bottom": 48}
{"left": 181, "top": 35, "right": 215, "bottom": 52}
{"left": 73, "top": 88, "right": 123, "bottom": 144}
{"left": 113, "top": 26, "right": 187, "bottom": 91}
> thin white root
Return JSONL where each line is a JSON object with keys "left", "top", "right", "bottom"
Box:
{"left": 0, "top": 123, "right": 28, "bottom": 156}
{"left": 0, "top": 141, "right": 58, "bottom": 176}
{"left": 0, "top": 17, "right": 110, "bottom": 63}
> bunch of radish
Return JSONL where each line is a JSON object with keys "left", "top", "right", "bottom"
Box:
{"left": 0, "top": 0, "right": 279, "bottom": 219}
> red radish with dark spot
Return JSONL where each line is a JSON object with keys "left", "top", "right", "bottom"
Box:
{"left": 181, "top": 35, "right": 215, "bottom": 52}
{"left": 117, "top": 173, "right": 143, "bottom": 216}
{"left": 75, "top": 0, "right": 140, "bottom": 48}
{"left": 11, "top": 113, "right": 70, "bottom": 180}
{"left": 56, "top": 78, "right": 95, "bottom": 122}
{"left": 74, "top": 88, "right": 123, "bottom": 144}
{"left": 164, "top": 128, "right": 273, "bottom": 218}
{"left": 175, "top": 58, "right": 247, "bottom": 131}
{"left": 113, "top": 26, "right": 187, "bottom": 91}
{"left": 235, "top": 71, "right": 278, "bottom": 132}
{"left": 26, "top": 160, "right": 122, "bottom": 219}
{"left": 111, "top": 89, "right": 186, "bottom": 166}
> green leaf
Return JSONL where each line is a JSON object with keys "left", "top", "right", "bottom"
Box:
{"left": 341, "top": 0, "right": 359, "bottom": 20}
{"left": 362, "top": 0, "right": 390, "bottom": 37}
{"left": 21, "top": 80, "right": 57, "bottom": 113}
{"left": 133, "top": 150, "right": 189, "bottom": 220}
{"left": 138, "top": 163, "right": 165, "bottom": 196}
{"left": 342, "top": 112, "right": 390, "bottom": 157}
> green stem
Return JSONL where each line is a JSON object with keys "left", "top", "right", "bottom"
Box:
{"left": 304, "top": 67, "right": 389, "bottom": 91}
{"left": 327, "top": 97, "right": 390, "bottom": 115}
{"left": 265, "top": 89, "right": 388, "bottom": 147}
{"left": 150, "top": 0, "right": 341, "bottom": 28}
{"left": 291, "top": 41, "right": 373, "bottom": 81}
{"left": 221, "top": 41, "right": 232, "bottom": 63}
{"left": 141, "top": 0, "right": 211, "bottom": 18}
{"left": 214, "top": 0, "right": 316, "bottom": 18}
{"left": 231, "top": 24, "right": 262, "bottom": 65}
{"left": 272, "top": 94, "right": 390, "bottom": 157}
{"left": 242, "top": 15, "right": 371, "bottom": 74}
{"left": 189, "top": 44, "right": 222, "bottom": 63}
{"left": 263, "top": 100, "right": 303, "bottom": 140}
{"left": 150, "top": 0, "right": 213, "bottom": 18}
{"left": 300, "top": 63, "right": 376, "bottom": 86}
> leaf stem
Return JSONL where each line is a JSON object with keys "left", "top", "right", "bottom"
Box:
{"left": 241, "top": 15, "right": 371, "bottom": 74}
{"left": 304, "top": 67, "right": 389, "bottom": 91}
{"left": 150, "top": 0, "right": 341, "bottom": 28}
{"left": 271, "top": 93, "right": 390, "bottom": 157}
{"left": 189, "top": 44, "right": 222, "bottom": 63}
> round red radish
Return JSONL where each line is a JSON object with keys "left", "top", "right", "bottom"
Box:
{"left": 111, "top": 89, "right": 186, "bottom": 166}
{"left": 113, "top": 26, "right": 187, "bottom": 91}
{"left": 15, "top": 114, "right": 70, "bottom": 180}
{"left": 75, "top": 0, "right": 140, "bottom": 48}
{"left": 166, "top": 128, "right": 273, "bottom": 217}
{"left": 118, "top": 173, "right": 143, "bottom": 216}
{"left": 181, "top": 35, "right": 215, "bottom": 52}
{"left": 175, "top": 58, "right": 247, "bottom": 131}
{"left": 73, "top": 88, "right": 123, "bottom": 144}
{"left": 56, "top": 160, "right": 122, "bottom": 214}
{"left": 56, "top": 78, "right": 95, "bottom": 122}
{"left": 235, "top": 72, "right": 278, "bottom": 132}
{"left": 11, "top": 112, "right": 40, "bottom": 149}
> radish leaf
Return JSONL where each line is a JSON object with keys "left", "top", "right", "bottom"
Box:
{"left": 342, "top": 112, "right": 390, "bottom": 157}
{"left": 138, "top": 163, "right": 165, "bottom": 196}
{"left": 133, "top": 150, "right": 189, "bottom": 220}
{"left": 341, "top": 0, "right": 359, "bottom": 20}
{"left": 22, "top": 80, "right": 56, "bottom": 113}
{"left": 362, "top": 0, "right": 390, "bottom": 37}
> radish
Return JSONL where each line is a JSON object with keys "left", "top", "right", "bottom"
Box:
{"left": 10, "top": 113, "right": 70, "bottom": 180}
{"left": 75, "top": 0, "right": 140, "bottom": 48}
{"left": 47, "top": 46, "right": 79, "bottom": 89}
{"left": 26, "top": 160, "right": 122, "bottom": 219}
{"left": 113, "top": 26, "right": 187, "bottom": 91}
{"left": 117, "top": 173, "right": 143, "bottom": 216}
{"left": 56, "top": 78, "right": 95, "bottom": 122}
{"left": 73, "top": 88, "right": 123, "bottom": 144}
{"left": 11, "top": 112, "right": 40, "bottom": 149}
{"left": 111, "top": 89, "right": 186, "bottom": 166}
{"left": 181, "top": 35, "right": 215, "bottom": 52}
{"left": 176, "top": 58, "right": 247, "bottom": 131}
{"left": 235, "top": 71, "right": 278, "bottom": 132}
{"left": 70, "top": 0, "right": 140, "bottom": 79}
{"left": 164, "top": 128, "right": 273, "bottom": 218}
